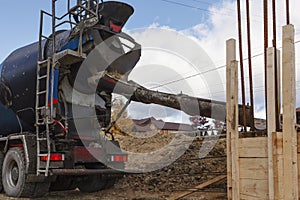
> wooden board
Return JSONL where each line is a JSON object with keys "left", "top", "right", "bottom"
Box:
{"left": 240, "top": 179, "right": 269, "bottom": 199}
{"left": 239, "top": 158, "right": 268, "bottom": 180}
{"left": 297, "top": 132, "right": 300, "bottom": 153}
{"left": 239, "top": 137, "right": 268, "bottom": 158}
{"left": 226, "top": 40, "right": 238, "bottom": 200}
{"left": 167, "top": 175, "right": 226, "bottom": 200}
{"left": 282, "top": 24, "right": 298, "bottom": 199}
{"left": 273, "top": 132, "right": 284, "bottom": 200}
{"left": 240, "top": 194, "right": 268, "bottom": 200}
{"left": 266, "top": 47, "right": 278, "bottom": 200}
{"left": 298, "top": 154, "right": 300, "bottom": 197}
{"left": 230, "top": 60, "right": 240, "bottom": 200}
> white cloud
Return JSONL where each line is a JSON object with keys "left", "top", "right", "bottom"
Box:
{"left": 125, "top": 0, "right": 300, "bottom": 122}
{"left": 180, "top": 0, "right": 300, "bottom": 118}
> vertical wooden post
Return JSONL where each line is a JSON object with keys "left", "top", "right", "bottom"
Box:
{"left": 226, "top": 39, "right": 235, "bottom": 200}
{"left": 266, "top": 47, "right": 280, "bottom": 200}
{"left": 231, "top": 60, "right": 239, "bottom": 200}
{"left": 266, "top": 47, "right": 276, "bottom": 200}
{"left": 282, "top": 24, "right": 298, "bottom": 200}
{"left": 226, "top": 39, "right": 239, "bottom": 200}
{"left": 273, "top": 132, "right": 284, "bottom": 199}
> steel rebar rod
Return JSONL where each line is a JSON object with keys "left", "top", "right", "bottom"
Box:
{"left": 286, "top": 0, "right": 290, "bottom": 25}
{"left": 272, "top": 0, "right": 280, "bottom": 131}
{"left": 246, "top": 0, "right": 255, "bottom": 131}
{"left": 264, "top": 0, "right": 268, "bottom": 128}
{"left": 237, "top": 0, "right": 248, "bottom": 132}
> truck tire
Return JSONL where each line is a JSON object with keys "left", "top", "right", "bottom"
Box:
{"left": 104, "top": 177, "right": 117, "bottom": 189}
{"left": 77, "top": 175, "right": 107, "bottom": 193}
{"left": 50, "top": 176, "right": 77, "bottom": 191}
{"left": 2, "top": 147, "right": 50, "bottom": 198}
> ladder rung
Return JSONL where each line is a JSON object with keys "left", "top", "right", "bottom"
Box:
{"left": 37, "top": 138, "right": 47, "bottom": 141}
{"left": 38, "top": 75, "right": 48, "bottom": 80}
{"left": 37, "top": 169, "right": 47, "bottom": 173}
{"left": 36, "top": 106, "right": 46, "bottom": 110}
{"left": 38, "top": 60, "right": 49, "bottom": 66}
{"left": 38, "top": 154, "right": 49, "bottom": 157}
{"left": 37, "top": 91, "right": 47, "bottom": 95}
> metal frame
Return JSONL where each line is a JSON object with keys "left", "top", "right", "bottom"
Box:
{"left": 35, "top": 0, "right": 101, "bottom": 176}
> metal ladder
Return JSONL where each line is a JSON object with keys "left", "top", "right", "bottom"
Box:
{"left": 36, "top": 0, "right": 59, "bottom": 176}
{"left": 35, "top": 0, "right": 99, "bottom": 176}
{"left": 35, "top": 58, "right": 53, "bottom": 176}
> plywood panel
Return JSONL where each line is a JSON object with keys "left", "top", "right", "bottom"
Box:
{"left": 240, "top": 179, "right": 269, "bottom": 199}
{"left": 239, "top": 137, "right": 268, "bottom": 148}
{"left": 239, "top": 137, "right": 268, "bottom": 158}
{"left": 239, "top": 146, "right": 268, "bottom": 158}
{"left": 239, "top": 158, "right": 268, "bottom": 180}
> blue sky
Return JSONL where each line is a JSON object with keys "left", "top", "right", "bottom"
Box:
{"left": 0, "top": 0, "right": 222, "bottom": 62}
{"left": 1, "top": 0, "right": 299, "bottom": 120}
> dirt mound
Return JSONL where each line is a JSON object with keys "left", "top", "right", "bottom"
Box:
{"left": 113, "top": 133, "right": 227, "bottom": 199}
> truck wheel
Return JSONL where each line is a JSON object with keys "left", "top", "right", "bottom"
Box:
{"left": 77, "top": 175, "right": 107, "bottom": 193}
{"left": 2, "top": 148, "right": 50, "bottom": 197}
{"left": 104, "top": 177, "right": 117, "bottom": 189}
{"left": 50, "top": 176, "right": 77, "bottom": 191}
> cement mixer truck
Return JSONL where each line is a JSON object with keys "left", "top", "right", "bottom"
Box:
{"left": 0, "top": 0, "right": 141, "bottom": 197}
{"left": 0, "top": 0, "right": 255, "bottom": 198}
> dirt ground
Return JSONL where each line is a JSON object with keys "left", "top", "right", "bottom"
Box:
{"left": 0, "top": 133, "right": 227, "bottom": 200}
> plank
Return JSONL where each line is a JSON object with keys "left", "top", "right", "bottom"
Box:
{"left": 240, "top": 179, "right": 269, "bottom": 199}
{"left": 239, "top": 137, "right": 268, "bottom": 158}
{"left": 241, "top": 194, "right": 268, "bottom": 200}
{"left": 226, "top": 39, "right": 236, "bottom": 200}
{"left": 298, "top": 154, "right": 300, "bottom": 197}
{"left": 276, "top": 155, "right": 284, "bottom": 200}
{"left": 167, "top": 175, "right": 226, "bottom": 200}
{"left": 239, "top": 158, "right": 268, "bottom": 179}
{"left": 297, "top": 132, "right": 300, "bottom": 153}
{"left": 239, "top": 137, "right": 268, "bottom": 148}
{"left": 266, "top": 47, "right": 278, "bottom": 200}
{"left": 229, "top": 60, "right": 240, "bottom": 200}
{"left": 282, "top": 24, "right": 298, "bottom": 199}
{"left": 273, "top": 132, "right": 284, "bottom": 200}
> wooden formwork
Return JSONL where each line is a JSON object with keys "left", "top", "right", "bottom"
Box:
{"left": 226, "top": 25, "right": 298, "bottom": 200}
{"left": 238, "top": 137, "right": 269, "bottom": 199}
{"left": 234, "top": 132, "right": 300, "bottom": 199}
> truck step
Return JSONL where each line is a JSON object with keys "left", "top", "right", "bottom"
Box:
{"left": 55, "top": 49, "right": 86, "bottom": 65}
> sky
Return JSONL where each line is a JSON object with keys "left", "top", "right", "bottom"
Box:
{"left": 1, "top": 0, "right": 300, "bottom": 122}
{"left": 0, "top": 0, "right": 220, "bottom": 62}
